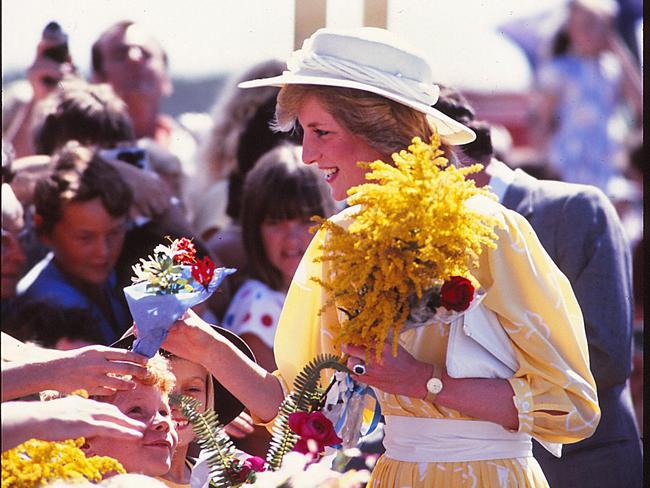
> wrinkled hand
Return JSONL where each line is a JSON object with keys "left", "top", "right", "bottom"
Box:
{"left": 342, "top": 342, "right": 431, "bottom": 398}
{"left": 160, "top": 308, "right": 222, "bottom": 362}
{"left": 50, "top": 345, "right": 149, "bottom": 396}
{"left": 224, "top": 411, "right": 255, "bottom": 439}
{"left": 3, "top": 397, "right": 146, "bottom": 450}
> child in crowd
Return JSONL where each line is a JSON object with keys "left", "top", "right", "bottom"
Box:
{"left": 111, "top": 325, "right": 256, "bottom": 487}
{"left": 16, "top": 142, "right": 133, "bottom": 344}
{"left": 84, "top": 354, "right": 178, "bottom": 478}
{"left": 3, "top": 301, "right": 103, "bottom": 350}
{"left": 535, "top": 0, "right": 642, "bottom": 192}
{"left": 222, "top": 145, "right": 335, "bottom": 372}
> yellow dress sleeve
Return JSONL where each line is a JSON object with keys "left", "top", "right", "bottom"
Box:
{"left": 273, "top": 207, "right": 356, "bottom": 391}
{"left": 274, "top": 225, "right": 331, "bottom": 391}
{"left": 473, "top": 200, "right": 600, "bottom": 444}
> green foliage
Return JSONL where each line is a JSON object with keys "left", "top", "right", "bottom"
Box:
{"left": 169, "top": 394, "right": 240, "bottom": 488}
{"left": 131, "top": 243, "right": 195, "bottom": 295}
{"left": 266, "top": 354, "right": 347, "bottom": 471}
{"left": 170, "top": 354, "right": 347, "bottom": 486}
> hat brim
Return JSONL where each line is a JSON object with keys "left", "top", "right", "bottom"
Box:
{"left": 239, "top": 73, "right": 476, "bottom": 146}
{"left": 111, "top": 325, "right": 255, "bottom": 425}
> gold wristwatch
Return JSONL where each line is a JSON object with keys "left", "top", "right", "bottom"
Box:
{"left": 424, "top": 364, "right": 443, "bottom": 403}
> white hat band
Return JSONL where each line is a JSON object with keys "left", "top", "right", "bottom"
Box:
{"left": 287, "top": 50, "right": 440, "bottom": 107}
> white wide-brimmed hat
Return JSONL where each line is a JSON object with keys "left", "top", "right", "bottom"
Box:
{"left": 239, "top": 27, "right": 475, "bottom": 145}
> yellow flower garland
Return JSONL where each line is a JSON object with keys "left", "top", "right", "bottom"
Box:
{"left": 312, "top": 134, "right": 501, "bottom": 358}
{"left": 2, "top": 438, "right": 125, "bottom": 487}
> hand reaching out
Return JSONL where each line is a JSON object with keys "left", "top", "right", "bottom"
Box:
{"left": 1, "top": 341, "right": 150, "bottom": 401}
{"left": 160, "top": 309, "right": 222, "bottom": 361}
{"left": 2, "top": 396, "right": 146, "bottom": 451}
{"left": 49, "top": 345, "right": 150, "bottom": 396}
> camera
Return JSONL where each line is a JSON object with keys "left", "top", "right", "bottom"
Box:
{"left": 41, "top": 22, "right": 69, "bottom": 63}
{"left": 100, "top": 147, "right": 149, "bottom": 171}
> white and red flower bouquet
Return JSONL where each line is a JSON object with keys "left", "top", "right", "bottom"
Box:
{"left": 124, "top": 237, "right": 234, "bottom": 357}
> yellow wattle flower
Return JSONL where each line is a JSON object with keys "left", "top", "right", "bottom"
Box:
{"left": 312, "top": 134, "right": 501, "bottom": 359}
{"left": 1, "top": 438, "right": 125, "bottom": 487}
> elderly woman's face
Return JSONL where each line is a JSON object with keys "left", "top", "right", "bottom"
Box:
{"left": 85, "top": 382, "right": 177, "bottom": 476}
{"left": 297, "top": 96, "right": 386, "bottom": 201}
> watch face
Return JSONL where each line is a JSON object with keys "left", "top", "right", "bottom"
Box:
{"left": 427, "top": 377, "right": 443, "bottom": 395}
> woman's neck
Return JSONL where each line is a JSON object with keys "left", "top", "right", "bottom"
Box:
{"left": 162, "top": 444, "right": 191, "bottom": 484}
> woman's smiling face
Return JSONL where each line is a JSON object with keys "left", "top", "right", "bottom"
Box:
{"left": 85, "top": 383, "right": 177, "bottom": 476}
{"left": 298, "top": 96, "right": 387, "bottom": 201}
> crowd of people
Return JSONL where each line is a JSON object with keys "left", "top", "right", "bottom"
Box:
{"left": 1, "top": 1, "right": 643, "bottom": 487}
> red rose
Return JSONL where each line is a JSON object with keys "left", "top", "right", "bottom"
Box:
{"left": 439, "top": 276, "right": 475, "bottom": 311}
{"left": 237, "top": 456, "right": 266, "bottom": 482}
{"left": 293, "top": 438, "right": 321, "bottom": 457}
{"left": 173, "top": 237, "right": 197, "bottom": 265}
{"left": 191, "top": 256, "right": 216, "bottom": 289}
{"left": 288, "top": 411, "right": 342, "bottom": 454}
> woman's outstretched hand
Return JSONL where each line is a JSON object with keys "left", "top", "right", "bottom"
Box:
{"left": 1, "top": 341, "right": 150, "bottom": 401}
{"left": 161, "top": 308, "right": 222, "bottom": 361}
{"left": 2, "top": 397, "right": 146, "bottom": 451}
{"left": 49, "top": 346, "right": 150, "bottom": 396}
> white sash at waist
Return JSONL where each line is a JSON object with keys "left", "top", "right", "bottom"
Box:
{"left": 383, "top": 415, "right": 533, "bottom": 463}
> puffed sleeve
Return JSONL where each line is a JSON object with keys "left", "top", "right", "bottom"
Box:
{"left": 273, "top": 207, "right": 356, "bottom": 391}
{"left": 473, "top": 200, "right": 600, "bottom": 444}
{"left": 273, "top": 224, "right": 330, "bottom": 391}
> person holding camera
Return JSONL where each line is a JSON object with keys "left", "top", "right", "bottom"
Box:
{"left": 2, "top": 22, "right": 79, "bottom": 158}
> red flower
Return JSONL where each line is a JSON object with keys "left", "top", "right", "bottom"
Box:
{"left": 288, "top": 411, "right": 342, "bottom": 455}
{"left": 237, "top": 456, "right": 266, "bottom": 482}
{"left": 191, "top": 256, "right": 216, "bottom": 289}
{"left": 173, "top": 237, "right": 197, "bottom": 265}
{"left": 440, "top": 276, "right": 475, "bottom": 311}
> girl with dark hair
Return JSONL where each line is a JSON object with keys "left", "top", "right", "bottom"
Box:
{"left": 222, "top": 144, "right": 335, "bottom": 372}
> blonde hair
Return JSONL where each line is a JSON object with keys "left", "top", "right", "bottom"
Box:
{"left": 275, "top": 85, "right": 456, "bottom": 160}
{"left": 91, "top": 354, "right": 175, "bottom": 402}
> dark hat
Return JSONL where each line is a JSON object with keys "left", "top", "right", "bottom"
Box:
{"left": 111, "top": 325, "right": 255, "bottom": 425}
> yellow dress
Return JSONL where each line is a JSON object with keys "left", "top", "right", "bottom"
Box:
{"left": 273, "top": 200, "right": 600, "bottom": 487}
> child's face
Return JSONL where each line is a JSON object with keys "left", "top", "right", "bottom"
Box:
{"left": 43, "top": 198, "right": 127, "bottom": 285}
{"left": 86, "top": 382, "right": 178, "bottom": 476}
{"left": 169, "top": 357, "right": 209, "bottom": 446}
{"left": 261, "top": 216, "right": 314, "bottom": 289}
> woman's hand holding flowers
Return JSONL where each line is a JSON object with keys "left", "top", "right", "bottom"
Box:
{"left": 342, "top": 342, "right": 433, "bottom": 399}
{"left": 161, "top": 308, "right": 224, "bottom": 361}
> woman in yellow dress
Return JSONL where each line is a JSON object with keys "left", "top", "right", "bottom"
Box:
{"left": 161, "top": 27, "right": 599, "bottom": 487}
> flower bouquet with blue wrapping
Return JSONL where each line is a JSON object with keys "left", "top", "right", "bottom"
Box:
{"left": 124, "top": 237, "right": 235, "bottom": 357}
